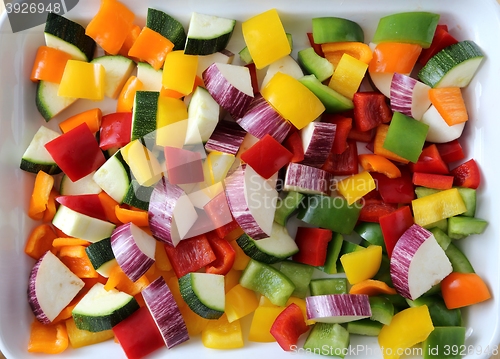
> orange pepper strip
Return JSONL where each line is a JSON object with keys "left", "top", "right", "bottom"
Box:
{"left": 27, "top": 319, "right": 69, "bottom": 354}
{"left": 118, "top": 24, "right": 141, "bottom": 59}
{"left": 368, "top": 42, "right": 422, "bottom": 73}
{"left": 98, "top": 191, "right": 122, "bottom": 225}
{"left": 373, "top": 124, "right": 410, "bottom": 164}
{"left": 116, "top": 75, "right": 144, "bottom": 113}
{"left": 104, "top": 264, "right": 150, "bottom": 296}
{"left": 128, "top": 27, "right": 174, "bottom": 71}
{"left": 85, "top": 0, "right": 135, "bottom": 55}
{"left": 441, "top": 272, "right": 492, "bottom": 309}
{"left": 349, "top": 279, "right": 397, "bottom": 296}
{"left": 115, "top": 205, "right": 149, "bottom": 227}
{"left": 53, "top": 226, "right": 72, "bottom": 238}
{"left": 321, "top": 41, "right": 373, "bottom": 68}
{"left": 52, "top": 237, "right": 91, "bottom": 248}
{"left": 30, "top": 46, "right": 72, "bottom": 83}
{"left": 52, "top": 288, "right": 89, "bottom": 323}
{"left": 428, "top": 87, "right": 468, "bottom": 126}
{"left": 358, "top": 154, "right": 402, "bottom": 179}
{"left": 24, "top": 224, "right": 58, "bottom": 260}
{"left": 28, "top": 171, "right": 54, "bottom": 220}
{"left": 42, "top": 189, "right": 59, "bottom": 222}
{"left": 59, "top": 108, "right": 102, "bottom": 134}
{"left": 58, "top": 245, "right": 99, "bottom": 278}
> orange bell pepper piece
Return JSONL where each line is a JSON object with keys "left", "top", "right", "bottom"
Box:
{"left": 52, "top": 237, "right": 91, "bottom": 248}
{"left": 428, "top": 87, "right": 468, "bottom": 126}
{"left": 115, "top": 205, "right": 149, "bottom": 227}
{"left": 128, "top": 27, "right": 174, "bottom": 71}
{"left": 52, "top": 288, "right": 89, "bottom": 323}
{"left": 28, "top": 170, "right": 54, "bottom": 220}
{"left": 105, "top": 264, "right": 150, "bottom": 296}
{"left": 349, "top": 279, "right": 397, "bottom": 296}
{"left": 58, "top": 245, "right": 99, "bottom": 278}
{"left": 441, "top": 272, "right": 491, "bottom": 309}
{"left": 30, "top": 46, "right": 72, "bottom": 83}
{"left": 24, "top": 224, "right": 58, "bottom": 260}
{"left": 369, "top": 42, "right": 422, "bottom": 73}
{"left": 98, "top": 191, "right": 122, "bottom": 224}
{"left": 42, "top": 189, "right": 59, "bottom": 222}
{"left": 358, "top": 154, "right": 402, "bottom": 178}
{"left": 85, "top": 0, "right": 135, "bottom": 55}
{"left": 373, "top": 124, "right": 410, "bottom": 164}
{"left": 154, "top": 240, "right": 172, "bottom": 272}
{"left": 27, "top": 319, "right": 69, "bottom": 354}
{"left": 59, "top": 108, "right": 102, "bottom": 134}
{"left": 118, "top": 24, "right": 141, "bottom": 59}
{"left": 116, "top": 75, "right": 144, "bottom": 113}
{"left": 321, "top": 41, "right": 373, "bottom": 68}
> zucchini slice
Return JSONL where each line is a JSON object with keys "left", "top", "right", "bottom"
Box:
{"left": 44, "top": 12, "right": 96, "bottom": 62}
{"left": 36, "top": 81, "right": 77, "bottom": 121}
{"left": 179, "top": 272, "right": 225, "bottom": 319}
{"left": 132, "top": 91, "right": 159, "bottom": 141}
{"left": 72, "top": 283, "right": 139, "bottom": 332}
{"left": 85, "top": 238, "right": 117, "bottom": 277}
{"left": 59, "top": 172, "right": 102, "bottom": 196}
{"left": 184, "top": 12, "right": 236, "bottom": 55}
{"left": 146, "top": 8, "right": 186, "bottom": 50}
{"left": 93, "top": 150, "right": 131, "bottom": 204}
{"left": 91, "top": 55, "right": 135, "bottom": 99}
{"left": 20, "top": 126, "right": 61, "bottom": 174}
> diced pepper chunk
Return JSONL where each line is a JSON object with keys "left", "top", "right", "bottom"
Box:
{"left": 201, "top": 314, "right": 244, "bottom": 349}
{"left": 411, "top": 188, "right": 467, "bottom": 227}
{"left": 328, "top": 53, "right": 368, "bottom": 99}
{"left": 248, "top": 305, "right": 284, "bottom": 342}
{"left": 337, "top": 171, "right": 376, "bottom": 205}
{"left": 225, "top": 284, "right": 259, "bottom": 323}
{"left": 128, "top": 27, "right": 174, "bottom": 71}
{"left": 30, "top": 46, "right": 72, "bottom": 83}
{"left": 340, "top": 245, "right": 382, "bottom": 284}
{"left": 58, "top": 60, "right": 105, "bottom": 101}
{"left": 162, "top": 50, "right": 198, "bottom": 95}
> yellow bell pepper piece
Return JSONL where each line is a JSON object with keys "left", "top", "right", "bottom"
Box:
{"left": 156, "top": 96, "right": 188, "bottom": 147}
{"left": 378, "top": 305, "right": 434, "bottom": 359}
{"left": 230, "top": 240, "right": 251, "bottom": 271}
{"left": 337, "top": 170, "right": 376, "bottom": 205}
{"left": 167, "top": 275, "right": 187, "bottom": 310}
{"left": 328, "top": 53, "right": 368, "bottom": 99}
{"left": 121, "top": 139, "right": 163, "bottom": 186}
{"left": 242, "top": 9, "right": 291, "bottom": 69}
{"left": 412, "top": 188, "right": 466, "bottom": 227}
{"left": 58, "top": 60, "right": 105, "bottom": 101}
{"left": 225, "top": 284, "right": 259, "bottom": 323}
{"left": 261, "top": 72, "right": 325, "bottom": 130}
{"left": 340, "top": 245, "right": 382, "bottom": 285}
{"left": 201, "top": 314, "right": 244, "bottom": 349}
{"left": 224, "top": 268, "right": 242, "bottom": 293}
{"left": 162, "top": 50, "right": 198, "bottom": 95}
{"left": 179, "top": 305, "right": 210, "bottom": 336}
{"left": 65, "top": 318, "right": 114, "bottom": 349}
{"left": 248, "top": 305, "right": 284, "bottom": 342}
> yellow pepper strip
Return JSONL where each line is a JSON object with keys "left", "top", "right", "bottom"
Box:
{"left": 201, "top": 314, "right": 244, "bottom": 349}
{"left": 328, "top": 53, "right": 369, "bottom": 100}
{"left": 162, "top": 50, "right": 198, "bottom": 95}
{"left": 58, "top": 60, "right": 105, "bottom": 101}
{"left": 337, "top": 170, "right": 376, "bottom": 205}
{"left": 230, "top": 240, "right": 251, "bottom": 271}
{"left": 121, "top": 139, "right": 163, "bottom": 186}
{"left": 340, "top": 245, "right": 383, "bottom": 285}
{"left": 378, "top": 305, "right": 434, "bottom": 359}
{"left": 242, "top": 9, "right": 291, "bottom": 69}
{"left": 154, "top": 241, "right": 172, "bottom": 272}
{"left": 179, "top": 305, "right": 210, "bottom": 336}
{"left": 248, "top": 305, "right": 285, "bottom": 342}
{"left": 412, "top": 188, "right": 466, "bottom": 227}
{"left": 261, "top": 72, "right": 325, "bottom": 130}
{"left": 27, "top": 319, "right": 68, "bottom": 354}
{"left": 225, "top": 284, "right": 259, "bottom": 323}
{"left": 224, "top": 268, "right": 242, "bottom": 293}
{"left": 65, "top": 318, "right": 114, "bottom": 349}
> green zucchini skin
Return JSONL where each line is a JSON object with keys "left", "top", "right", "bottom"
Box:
{"left": 178, "top": 273, "right": 224, "bottom": 319}
{"left": 147, "top": 8, "right": 187, "bottom": 50}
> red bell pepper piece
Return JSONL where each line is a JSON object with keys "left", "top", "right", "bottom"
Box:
{"left": 292, "top": 227, "right": 332, "bottom": 266}
{"left": 418, "top": 25, "right": 459, "bottom": 66}
{"left": 240, "top": 134, "right": 293, "bottom": 179}
{"left": 412, "top": 172, "right": 454, "bottom": 190}
{"left": 45, "top": 123, "right": 106, "bottom": 182}
{"left": 203, "top": 190, "right": 241, "bottom": 238}
{"left": 164, "top": 234, "right": 216, "bottom": 278}
{"left": 322, "top": 114, "right": 352, "bottom": 154}
{"left": 349, "top": 127, "right": 375, "bottom": 143}
{"left": 245, "top": 63, "right": 260, "bottom": 95}
{"left": 55, "top": 194, "right": 107, "bottom": 221}
{"left": 435, "top": 139, "right": 465, "bottom": 163}
{"left": 282, "top": 130, "right": 305, "bottom": 163}
{"left": 450, "top": 159, "right": 481, "bottom": 189}
{"left": 306, "top": 32, "right": 324, "bottom": 57}
{"left": 371, "top": 169, "right": 415, "bottom": 204}
{"left": 409, "top": 144, "right": 449, "bottom": 174}
{"left": 270, "top": 303, "right": 309, "bottom": 351}
{"left": 358, "top": 198, "right": 398, "bottom": 223}
{"left": 164, "top": 146, "right": 204, "bottom": 185}
{"left": 322, "top": 139, "right": 359, "bottom": 176}
{"left": 379, "top": 205, "right": 414, "bottom": 258}
{"left": 353, "top": 92, "right": 393, "bottom": 132}
{"left": 205, "top": 231, "right": 236, "bottom": 275}
{"left": 113, "top": 306, "right": 165, "bottom": 359}
{"left": 99, "top": 112, "right": 132, "bottom": 150}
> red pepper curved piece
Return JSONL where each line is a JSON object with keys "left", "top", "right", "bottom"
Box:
{"left": 205, "top": 232, "right": 236, "bottom": 275}
{"left": 270, "top": 303, "right": 309, "bottom": 351}
{"left": 450, "top": 159, "right": 480, "bottom": 189}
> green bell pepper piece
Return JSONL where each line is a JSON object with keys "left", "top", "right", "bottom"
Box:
{"left": 355, "top": 222, "right": 386, "bottom": 252}
{"left": 279, "top": 260, "right": 314, "bottom": 299}
{"left": 423, "top": 326, "right": 466, "bottom": 359}
{"left": 309, "top": 278, "right": 348, "bottom": 296}
{"left": 304, "top": 323, "right": 350, "bottom": 358}
{"left": 274, "top": 191, "right": 305, "bottom": 226}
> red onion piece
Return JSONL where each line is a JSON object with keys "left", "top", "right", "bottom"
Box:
{"left": 301, "top": 121, "right": 337, "bottom": 168}
{"left": 204, "top": 120, "right": 247, "bottom": 155}
{"left": 306, "top": 294, "right": 372, "bottom": 323}
{"left": 284, "top": 163, "right": 332, "bottom": 195}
